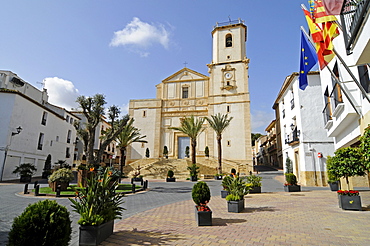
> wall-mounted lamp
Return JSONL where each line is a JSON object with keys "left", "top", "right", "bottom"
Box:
{"left": 12, "top": 126, "right": 22, "bottom": 136}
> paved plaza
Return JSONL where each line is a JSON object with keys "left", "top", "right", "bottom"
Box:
{"left": 1, "top": 171, "right": 370, "bottom": 245}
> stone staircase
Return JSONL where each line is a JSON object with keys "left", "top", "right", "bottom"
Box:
{"left": 123, "top": 157, "right": 250, "bottom": 180}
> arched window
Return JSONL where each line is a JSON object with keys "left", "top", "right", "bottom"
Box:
{"left": 226, "top": 34, "right": 232, "bottom": 47}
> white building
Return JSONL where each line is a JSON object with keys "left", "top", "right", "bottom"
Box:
{"left": 0, "top": 70, "right": 78, "bottom": 181}
{"left": 273, "top": 72, "right": 335, "bottom": 186}
{"left": 129, "top": 19, "right": 253, "bottom": 173}
{"left": 316, "top": 1, "right": 370, "bottom": 188}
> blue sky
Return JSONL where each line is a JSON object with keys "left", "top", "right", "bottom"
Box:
{"left": 1, "top": 1, "right": 309, "bottom": 133}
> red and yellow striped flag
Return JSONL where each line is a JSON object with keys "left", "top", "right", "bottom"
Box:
{"left": 314, "top": 0, "right": 337, "bottom": 23}
{"left": 302, "top": 8, "right": 323, "bottom": 43}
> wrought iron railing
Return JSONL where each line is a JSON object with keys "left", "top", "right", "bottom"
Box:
{"left": 214, "top": 19, "right": 245, "bottom": 28}
{"left": 322, "top": 101, "right": 332, "bottom": 124}
{"left": 285, "top": 128, "right": 300, "bottom": 145}
{"left": 340, "top": 0, "right": 370, "bottom": 54}
{"left": 330, "top": 83, "right": 343, "bottom": 113}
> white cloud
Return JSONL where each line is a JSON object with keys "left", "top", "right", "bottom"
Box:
{"left": 43, "top": 77, "right": 80, "bottom": 110}
{"left": 251, "top": 110, "right": 275, "bottom": 134}
{"left": 110, "top": 17, "right": 171, "bottom": 56}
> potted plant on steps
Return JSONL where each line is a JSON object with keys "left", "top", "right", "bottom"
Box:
{"left": 326, "top": 155, "right": 340, "bottom": 191}
{"left": 192, "top": 181, "right": 212, "bottom": 226}
{"left": 245, "top": 174, "right": 262, "bottom": 193}
{"left": 48, "top": 168, "right": 74, "bottom": 192}
{"left": 12, "top": 163, "right": 37, "bottom": 183}
{"left": 221, "top": 175, "right": 232, "bottom": 198}
{"left": 166, "top": 170, "right": 176, "bottom": 182}
{"left": 328, "top": 147, "right": 365, "bottom": 211}
{"left": 284, "top": 173, "right": 301, "bottom": 192}
{"left": 69, "top": 167, "right": 125, "bottom": 246}
{"left": 163, "top": 146, "right": 168, "bottom": 159}
{"left": 225, "top": 176, "right": 250, "bottom": 213}
{"left": 188, "top": 163, "right": 199, "bottom": 181}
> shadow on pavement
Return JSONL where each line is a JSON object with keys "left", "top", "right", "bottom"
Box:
{"left": 212, "top": 218, "right": 247, "bottom": 226}
{"left": 150, "top": 187, "right": 192, "bottom": 193}
{"left": 106, "top": 229, "right": 185, "bottom": 245}
{"left": 0, "top": 231, "right": 9, "bottom": 245}
{"left": 243, "top": 206, "right": 278, "bottom": 213}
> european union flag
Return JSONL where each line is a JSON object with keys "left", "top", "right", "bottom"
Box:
{"left": 299, "top": 30, "right": 318, "bottom": 90}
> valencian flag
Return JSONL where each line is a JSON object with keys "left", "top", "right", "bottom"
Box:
{"left": 299, "top": 30, "right": 318, "bottom": 90}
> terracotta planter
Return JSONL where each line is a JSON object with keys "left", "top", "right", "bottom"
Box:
{"left": 79, "top": 220, "right": 114, "bottom": 246}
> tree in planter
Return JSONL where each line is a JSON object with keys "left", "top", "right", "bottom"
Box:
{"left": 326, "top": 155, "right": 340, "bottom": 189}
{"left": 12, "top": 163, "right": 37, "bottom": 182}
{"left": 42, "top": 154, "right": 52, "bottom": 179}
{"left": 48, "top": 168, "right": 75, "bottom": 191}
{"left": 329, "top": 147, "right": 366, "bottom": 190}
{"left": 204, "top": 146, "right": 209, "bottom": 158}
{"left": 145, "top": 148, "right": 150, "bottom": 158}
{"left": 170, "top": 115, "right": 205, "bottom": 164}
{"left": 359, "top": 125, "right": 370, "bottom": 171}
{"left": 116, "top": 117, "right": 147, "bottom": 183}
{"left": 192, "top": 181, "right": 211, "bottom": 211}
{"left": 285, "top": 156, "right": 293, "bottom": 174}
{"left": 188, "top": 163, "right": 199, "bottom": 181}
{"left": 205, "top": 113, "right": 233, "bottom": 174}
{"left": 76, "top": 94, "right": 130, "bottom": 168}
{"left": 8, "top": 200, "right": 71, "bottom": 246}
{"left": 163, "top": 146, "right": 169, "bottom": 159}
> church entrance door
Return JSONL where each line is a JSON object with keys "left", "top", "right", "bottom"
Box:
{"left": 178, "top": 137, "right": 190, "bottom": 159}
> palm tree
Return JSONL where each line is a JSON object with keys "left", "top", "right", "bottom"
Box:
{"left": 170, "top": 115, "right": 205, "bottom": 164}
{"left": 116, "top": 118, "right": 147, "bottom": 182}
{"left": 206, "top": 113, "right": 233, "bottom": 174}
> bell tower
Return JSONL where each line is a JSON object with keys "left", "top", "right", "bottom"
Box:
{"left": 207, "top": 19, "right": 252, "bottom": 171}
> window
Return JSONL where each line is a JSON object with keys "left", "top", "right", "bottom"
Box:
{"left": 226, "top": 34, "right": 232, "bottom": 47}
{"left": 227, "top": 105, "right": 230, "bottom": 113}
{"left": 227, "top": 140, "right": 231, "bottom": 147}
{"left": 56, "top": 136, "right": 59, "bottom": 142}
{"left": 37, "top": 133, "right": 44, "bottom": 150}
{"left": 70, "top": 117, "right": 73, "bottom": 124}
{"left": 67, "top": 130, "right": 71, "bottom": 143}
{"left": 182, "top": 87, "right": 189, "bottom": 99}
{"left": 290, "top": 91, "right": 295, "bottom": 109}
{"left": 282, "top": 109, "right": 285, "bottom": 118}
{"left": 143, "top": 110, "right": 146, "bottom": 117}
{"left": 66, "top": 147, "right": 70, "bottom": 158}
{"left": 66, "top": 115, "right": 70, "bottom": 122}
{"left": 41, "top": 112, "right": 47, "bottom": 125}
{"left": 358, "top": 65, "right": 370, "bottom": 94}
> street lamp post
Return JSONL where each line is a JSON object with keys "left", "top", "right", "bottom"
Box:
{"left": 0, "top": 126, "right": 22, "bottom": 181}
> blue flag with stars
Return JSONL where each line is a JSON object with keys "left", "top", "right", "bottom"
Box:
{"left": 299, "top": 30, "right": 318, "bottom": 90}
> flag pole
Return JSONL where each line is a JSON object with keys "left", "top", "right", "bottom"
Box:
{"left": 300, "top": 26, "right": 362, "bottom": 117}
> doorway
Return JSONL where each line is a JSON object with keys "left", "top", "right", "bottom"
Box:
{"left": 178, "top": 137, "right": 190, "bottom": 159}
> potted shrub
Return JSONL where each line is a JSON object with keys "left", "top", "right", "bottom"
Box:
{"left": 48, "top": 168, "right": 74, "bottom": 192}
{"left": 192, "top": 181, "right": 212, "bottom": 226}
{"left": 163, "top": 146, "right": 168, "bottom": 159}
{"left": 69, "top": 167, "right": 125, "bottom": 246}
{"left": 204, "top": 146, "right": 209, "bottom": 158}
{"left": 245, "top": 174, "right": 262, "bottom": 193}
{"left": 214, "top": 173, "right": 223, "bottom": 180}
{"left": 329, "top": 147, "right": 365, "bottom": 210}
{"left": 166, "top": 170, "right": 176, "bottom": 182}
{"left": 12, "top": 163, "right": 37, "bottom": 183}
{"left": 326, "top": 155, "right": 340, "bottom": 191}
{"left": 221, "top": 175, "right": 232, "bottom": 198}
{"left": 145, "top": 148, "right": 150, "bottom": 158}
{"left": 225, "top": 176, "right": 250, "bottom": 213}
{"left": 188, "top": 163, "right": 199, "bottom": 181}
{"left": 185, "top": 146, "right": 190, "bottom": 158}
{"left": 284, "top": 173, "right": 301, "bottom": 192}
{"left": 8, "top": 200, "right": 72, "bottom": 246}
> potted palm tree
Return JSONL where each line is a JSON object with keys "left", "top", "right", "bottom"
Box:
{"left": 188, "top": 163, "right": 199, "bottom": 181}
{"left": 245, "top": 174, "right": 262, "bottom": 193}
{"left": 69, "top": 167, "right": 125, "bottom": 245}
{"left": 192, "top": 181, "right": 212, "bottom": 226}
{"left": 225, "top": 176, "right": 250, "bottom": 213}
{"left": 12, "top": 163, "right": 37, "bottom": 183}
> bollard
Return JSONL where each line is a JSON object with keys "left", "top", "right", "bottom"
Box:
{"left": 144, "top": 180, "right": 148, "bottom": 190}
{"left": 143, "top": 180, "right": 147, "bottom": 190}
{"left": 131, "top": 178, "right": 133, "bottom": 184}
{"left": 34, "top": 180, "right": 38, "bottom": 188}
{"left": 132, "top": 184, "right": 136, "bottom": 194}
{"left": 141, "top": 179, "right": 144, "bottom": 186}
{"left": 56, "top": 185, "right": 61, "bottom": 197}
{"left": 35, "top": 184, "right": 40, "bottom": 196}
{"left": 24, "top": 183, "right": 29, "bottom": 194}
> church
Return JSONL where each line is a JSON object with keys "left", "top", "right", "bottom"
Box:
{"left": 128, "top": 19, "right": 252, "bottom": 174}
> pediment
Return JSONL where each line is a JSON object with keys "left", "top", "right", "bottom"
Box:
{"left": 162, "top": 68, "right": 208, "bottom": 83}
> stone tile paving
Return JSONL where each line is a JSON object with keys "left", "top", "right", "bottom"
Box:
{"left": 103, "top": 190, "right": 370, "bottom": 246}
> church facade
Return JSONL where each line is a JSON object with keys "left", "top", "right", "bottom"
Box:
{"left": 128, "top": 20, "right": 252, "bottom": 172}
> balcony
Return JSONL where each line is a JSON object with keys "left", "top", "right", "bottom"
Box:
{"left": 285, "top": 128, "right": 300, "bottom": 146}
{"left": 267, "top": 144, "right": 277, "bottom": 153}
{"left": 341, "top": 0, "right": 370, "bottom": 55}
{"left": 322, "top": 102, "right": 332, "bottom": 125}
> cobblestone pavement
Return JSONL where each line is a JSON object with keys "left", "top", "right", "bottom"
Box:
{"left": 1, "top": 171, "right": 370, "bottom": 246}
